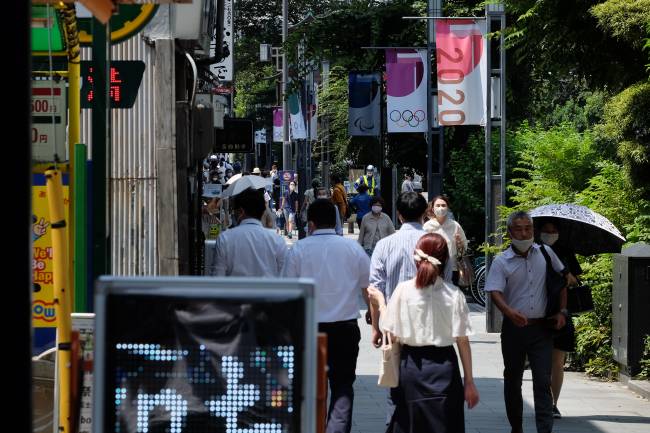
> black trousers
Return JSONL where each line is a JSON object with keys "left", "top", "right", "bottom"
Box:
{"left": 501, "top": 318, "right": 554, "bottom": 433}
{"left": 319, "top": 320, "right": 361, "bottom": 433}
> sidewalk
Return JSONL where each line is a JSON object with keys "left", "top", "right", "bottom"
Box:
{"left": 352, "top": 307, "right": 650, "bottom": 433}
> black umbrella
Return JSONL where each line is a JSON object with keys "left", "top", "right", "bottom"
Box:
{"left": 530, "top": 204, "right": 626, "bottom": 256}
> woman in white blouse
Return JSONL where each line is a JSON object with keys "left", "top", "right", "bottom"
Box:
{"left": 423, "top": 195, "right": 468, "bottom": 284}
{"left": 368, "top": 233, "right": 479, "bottom": 433}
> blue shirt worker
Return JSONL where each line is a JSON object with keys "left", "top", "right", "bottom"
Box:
{"left": 282, "top": 199, "right": 370, "bottom": 433}
{"left": 354, "top": 164, "right": 379, "bottom": 196}
{"left": 485, "top": 211, "right": 568, "bottom": 433}
{"left": 211, "top": 187, "right": 287, "bottom": 277}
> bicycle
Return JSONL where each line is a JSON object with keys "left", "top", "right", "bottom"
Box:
{"left": 470, "top": 255, "right": 487, "bottom": 307}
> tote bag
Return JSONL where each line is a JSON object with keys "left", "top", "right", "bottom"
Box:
{"left": 378, "top": 332, "right": 400, "bottom": 388}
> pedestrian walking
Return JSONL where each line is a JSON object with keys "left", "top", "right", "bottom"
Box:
{"left": 210, "top": 187, "right": 287, "bottom": 277}
{"left": 423, "top": 195, "right": 469, "bottom": 284}
{"left": 300, "top": 179, "right": 320, "bottom": 225}
{"left": 316, "top": 187, "right": 343, "bottom": 236}
{"left": 368, "top": 233, "right": 479, "bottom": 433}
{"left": 366, "top": 191, "right": 428, "bottom": 424}
{"left": 282, "top": 180, "right": 299, "bottom": 239}
{"left": 357, "top": 196, "right": 395, "bottom": 256}
{"left": 485, "top": 211, "right": 569, "bottom": 433}
{"left": 282, "top": 199, "right": 370, "bottom": 433}
{"left": 331, "top": 174, "right": 349, "bottom": 221}
{"left": 350, "top": 183, "right": 372, "bottom": 230}
{"left": 536, "top": 220, "right": 581, "bottom": 419}
{"left": 401, "top": 172, "right": 415, "bottom": 193}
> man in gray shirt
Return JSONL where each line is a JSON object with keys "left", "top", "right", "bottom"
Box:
{"left": 485, "top": 211, "right": 568, "bottom": 433}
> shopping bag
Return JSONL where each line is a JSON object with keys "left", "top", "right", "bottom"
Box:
{"left": 456, "top": 255, "right": 476, "bottom": 288}
{"left": 378, "top": 332, "right": 400, "bottom": 388}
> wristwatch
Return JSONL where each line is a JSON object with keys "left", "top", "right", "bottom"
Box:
{"left": 560, "top": 308, "right": 569, "bottom": 318}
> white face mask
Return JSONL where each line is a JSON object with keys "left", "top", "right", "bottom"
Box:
{"left": 434, "top": 207, "right": 448, "bottom": 218}
{"left": 511, "top": 237, "right": 534, "bottom": 253}
{"left": 372, "top": 206, "right": 382, "bottom": 214}
{"left": 540, "top": 232, "right": 559, "bottom": 246}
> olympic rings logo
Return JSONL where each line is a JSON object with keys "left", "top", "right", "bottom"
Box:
{"left": 389, "top": 109, "right": 426, "bottom": 127}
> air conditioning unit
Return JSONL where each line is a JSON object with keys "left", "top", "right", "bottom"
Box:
{"left": 172, "top": 0, "right": 217, "bottom": 57}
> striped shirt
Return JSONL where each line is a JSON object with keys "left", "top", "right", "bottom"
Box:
{"left": 369, "top": 222, "right": 426, "bottom": 300}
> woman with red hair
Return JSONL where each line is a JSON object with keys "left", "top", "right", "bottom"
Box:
{"left": 368, "top": 233, "right": 479, "bottom": 433}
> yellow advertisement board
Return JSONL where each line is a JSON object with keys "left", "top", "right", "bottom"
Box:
{"left": 32, "top": 173, "right": 69, "bottom": 329}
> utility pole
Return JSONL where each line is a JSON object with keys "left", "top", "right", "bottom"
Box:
{"left": 282, "top": 0, "right": 291, "bottom": 170}
{"left": 426, "top": 0, "right": 443, "bottom": 198}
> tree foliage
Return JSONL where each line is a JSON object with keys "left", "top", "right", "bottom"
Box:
{"left": 594, "top": 82, "right": 650, "bottom": 196}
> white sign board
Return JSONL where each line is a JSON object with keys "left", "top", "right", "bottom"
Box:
{"left": 210, "top": 0, "right": 233, "bottom": 81}
{"left": 32, "top": 80, "right": 67, "bottom": 162}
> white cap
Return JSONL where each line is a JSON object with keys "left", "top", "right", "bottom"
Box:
{"left": 366, "top": 165, "right": 374, "bottom": 171}
{"left": 252, "top": 167, "right": 262, "bottom": 174}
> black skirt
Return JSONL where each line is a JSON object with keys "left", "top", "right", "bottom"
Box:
{"left": 387, "top": 344, "right": 465, "bottom": 433}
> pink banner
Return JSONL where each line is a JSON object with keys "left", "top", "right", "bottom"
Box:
{"left": 435, "top": 19, "right": 487, "bottom": 126}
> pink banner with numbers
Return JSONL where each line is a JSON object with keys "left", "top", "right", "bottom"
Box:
{"left": 435, "top": 19, "right": 487, "bottom": 126}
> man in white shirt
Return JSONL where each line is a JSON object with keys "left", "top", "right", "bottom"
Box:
{"left": 210, "top": 187, "right": 287, "bottom": 277}
{"left": 282, "top": 199, "right": 370, "bottom": 433}
{"left": 485, "top": 211, "right": 568, "bottom": 433}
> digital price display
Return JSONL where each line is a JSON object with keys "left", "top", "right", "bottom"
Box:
{"left": 94, "top": 278, "right": 316, "bottom": 433}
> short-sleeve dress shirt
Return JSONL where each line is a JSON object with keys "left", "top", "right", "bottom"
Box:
{"left": 485, "top": 244, "right": 566, "bottom": 319}
{"left": 211, "top": 218, "right": 288, "bottom": 277}
{"left": 380, "top": 277, "right": 473, "bottom": 347}
{"left": 369, "top": 222, "right": 426, "bottom": 300}
{"left": 281, "top": 229, "right": 370, "bottom": 323}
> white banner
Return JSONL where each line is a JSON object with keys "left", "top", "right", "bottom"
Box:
{"left": 385, "top": 49, "right": 428, "bottom": 133}
{"left": 210, "top": 0, "right": 233, "bottom": 81}
{"left": 435, "top": 19, "right": 487, "bottom": 126}
{"left": 289, "top": 92, "right": 307, "bottom": 140}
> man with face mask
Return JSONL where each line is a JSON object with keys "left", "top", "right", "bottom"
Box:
{"left": 210, "top": 187, "right": 287, "bottom": 277}
{"left": 281, "top": 199, "right": 370, "bottom": 433}
{"left": 485, "top": 211, "right": 569, "bottom": 433}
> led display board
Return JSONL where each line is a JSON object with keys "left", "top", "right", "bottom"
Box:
{"left": 93, "top": 277, "right": 316, "bottom": 433}
{"left": 80, "top": 61, "right": 145, "bottom": 109}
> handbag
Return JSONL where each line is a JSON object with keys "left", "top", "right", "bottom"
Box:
{"left": 456, "top": 255, "right": 476, "bottom": 288}
{"left": 567, "top": 284, "right": 594, "bottom": 313}
{"left": 539, "top": 244, "right": 568, "bottom": 317}
{"left": 377, "top": 332, "right": 400, "bottom": 388}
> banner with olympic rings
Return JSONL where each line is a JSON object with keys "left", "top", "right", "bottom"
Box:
{"left": 348, "top": 72, "right": 381, "bottom": 136}
{"left": 435, "top": 19, "right": 488, "bottom": 126}
{"left": 385, "top": 49, "right": 429, "bottom": 133}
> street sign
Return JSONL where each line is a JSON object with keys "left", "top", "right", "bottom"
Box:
{"left": 80, "top": 60, "right": 146, "bottom": 109}
{"left": 32, "top": 80, "right": 67, "bottom": 162}
{"left": 214, "top": 119, "right": 254, "bottom": 153}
